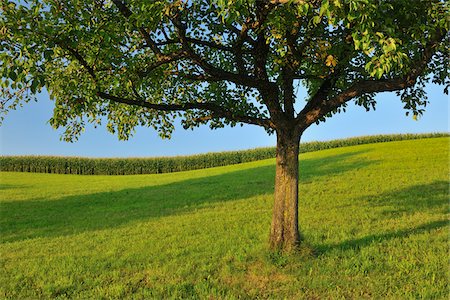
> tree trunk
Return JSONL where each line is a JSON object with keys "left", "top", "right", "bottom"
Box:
{"left": 269, "top": 129, "right": 301, "bottom": 251}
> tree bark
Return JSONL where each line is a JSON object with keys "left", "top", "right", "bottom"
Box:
{"left": 269, "top": 128, "right": 301, "bottom": 251}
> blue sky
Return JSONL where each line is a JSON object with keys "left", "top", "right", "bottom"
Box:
{"left": 0, "top": 83, "right": 448, "bottom": 157}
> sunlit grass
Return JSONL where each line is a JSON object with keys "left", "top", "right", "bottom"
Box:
{"left": 1, "top": 137, "right": 448, "bottom": 299}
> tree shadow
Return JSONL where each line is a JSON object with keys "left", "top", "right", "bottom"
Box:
{"left": 318, "top": 219, "right": 447, "bottom": 254}
{"left": 0, "top": 149, "right": 373, "bottom": 243}
{"left": 300, "top": 149, "right": 372, "bottom": 182}
{"left": 316, "top": 181, "right": 449, "bottom": 254}
{"left": 366, "top": 181, "right": 449, "bottom": 214}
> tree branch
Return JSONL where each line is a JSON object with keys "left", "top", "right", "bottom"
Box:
{"left": 97, "top": 91, "right": 273, "bottom": 128}
{"left": 169, "top": 13, "right": 263, "bottom": 89}
{"left": 281, "top": 29, "right": 300, "bottom": 119}
{"left": 112, "top": 0, "right": 279, "bottom": 126}
{"left": 251, "top": 1, "right": 284, "bottom": 121}
{"left": 137, "top": 50, "right": 188, "bottom": 76}
{"left": 296, "top": 28, "right": 447, "bottom": 130}
{"left": 56, "top": 35, "right": 272, "bottom": 129}
{"left": 281, "top": 67, "right": 295, "bottom": 119}
{"left": 59, "top": 43, "right": 98, "bottom": 82}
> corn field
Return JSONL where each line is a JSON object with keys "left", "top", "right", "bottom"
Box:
{"left": 1, "top": 133, "right": 447, "bottom": 175}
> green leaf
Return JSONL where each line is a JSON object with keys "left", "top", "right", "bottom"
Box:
{"left": 313, "top": 16, "right": 321, "bottom": 25}
{"left": 375, "top": 68, "right": 384, "bottom": 79}
{"left": 319, "top": 0, "right": 330, "bottom": 17}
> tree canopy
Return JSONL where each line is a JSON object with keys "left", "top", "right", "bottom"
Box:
{"left": 1, "top": 0, "right": 448, "bottom": 141}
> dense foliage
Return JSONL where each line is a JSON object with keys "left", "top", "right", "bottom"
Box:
{"left": 1, "top": 0, "right": 448, "bottom": 139}
{"left": 1, "top": 133, "right": 446, "bottom": 175}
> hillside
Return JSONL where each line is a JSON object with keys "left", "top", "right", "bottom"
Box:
{"left": 0, "top": 137, "right": 448, "bottom": 299}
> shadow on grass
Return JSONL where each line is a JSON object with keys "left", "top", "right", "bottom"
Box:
{"left": 317, "top": 181, "right": 449, "bottom": 254}
{"left": 318, "top": 219, "right": 448, "bottom": 254}
{"left": 299, "top": 149, "right": 372, "bottom": 182}
{"left": 367, "top": 181, "right": 449, "bottom": 213}
{"left": 0, "top": 149, "right": 372, "bottom": 243}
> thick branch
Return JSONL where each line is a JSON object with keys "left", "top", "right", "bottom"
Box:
{"left": 305, "top": 32, "right": 354, "bottom": 109}
{"left": 253, "top": 1, "right": 272, "bottom": 81}
{"left": 233, "top": 21, "right": 252, "bottom": 74}
{"left": 97, "top": 92, "right": 272, "bottom": 128}
{"left": 281, "top": 68, "right": 295, "bottom": 119}
{"left": 297, "top": 78, "right": 410, "bottom": 129}
{"left": 169, "top": 14, "right": 263, "bottom": 89}
{"left": 252, "top": 1, "right": 284, "bottom": 121}
{"left": 296, "top": 29, "right": 447, "bottom": 130}
{"left": 113, "top": 0, "right": 281, "bottom": 126}
{"left": 281, "top": 30, "right": 299, "bottom": 119}
{"left": 152, "top": 26, "right": 253, "bottom": 76}
{"left": 58, "top": 35, "right": 271, "bottom": 129}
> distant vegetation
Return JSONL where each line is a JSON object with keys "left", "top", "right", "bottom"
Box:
{"left": 1, "top": 137, "right": 448, "bottom": 298}
{"left": 1, "top": 133, "right": 448, "bottom": 175}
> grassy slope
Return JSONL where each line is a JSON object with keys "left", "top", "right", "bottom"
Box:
{"left": 0, "top": 137, "right": 448, "bottom": 299}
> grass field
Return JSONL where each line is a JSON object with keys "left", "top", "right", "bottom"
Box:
{"left": 1, "top": 137, "right": 448, "bottom": 299}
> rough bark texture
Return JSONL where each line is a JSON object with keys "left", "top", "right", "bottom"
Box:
{"left": 269, "top": 129, "right": 301, "bottom": 251}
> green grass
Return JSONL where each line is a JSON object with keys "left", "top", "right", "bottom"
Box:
{"left": 0, "top": 137, "right": 448, "bottom": 299}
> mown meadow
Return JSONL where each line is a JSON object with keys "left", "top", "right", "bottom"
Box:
{"left": 0, "top": 137, "right": 448, "bottom": 299}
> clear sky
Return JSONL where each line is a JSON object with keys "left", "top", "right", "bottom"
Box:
{"left": 0, "top": 83, "right": 448, "bottom": 157}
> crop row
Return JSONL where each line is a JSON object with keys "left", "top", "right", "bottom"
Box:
{"left": 1, "top": 133, "right": 447, "bottom": 175}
